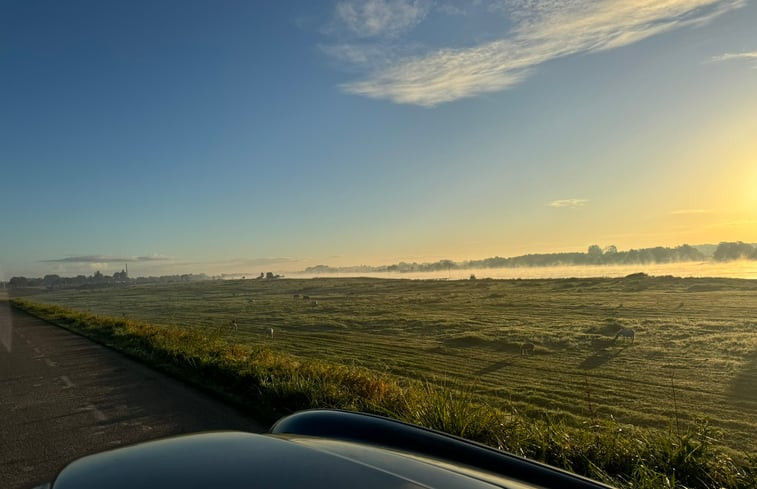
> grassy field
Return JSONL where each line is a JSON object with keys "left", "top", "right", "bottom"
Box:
{"left": 24, "top": 275, "right": 757, "bottom": 458}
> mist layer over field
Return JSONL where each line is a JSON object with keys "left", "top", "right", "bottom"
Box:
{"left": 291, "top": 261, "right": 757, "bottom": 280}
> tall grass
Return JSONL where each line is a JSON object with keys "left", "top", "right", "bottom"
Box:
{"left": 23, "top": 276, "right": 757, "bottom": 455}
{"left": 11, "top": 298, "right": 756, "bottom": 489}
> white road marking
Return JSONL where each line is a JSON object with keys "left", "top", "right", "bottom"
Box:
{"left": 44, "top": 358, "right": 57, "bottom": 367}
{"left": 60, "top": 375, "right": 75, "bottom": 388}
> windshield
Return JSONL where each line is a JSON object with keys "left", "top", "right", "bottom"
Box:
{"left": 1, "top": 2, "right": 755, "bottom": 489}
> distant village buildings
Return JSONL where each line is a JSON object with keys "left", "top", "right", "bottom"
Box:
{"left": 113, "top": 264, "right": 129, "bottom": 283}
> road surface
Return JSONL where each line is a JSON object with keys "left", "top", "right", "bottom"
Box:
{"left": 0, "top": 300, "right": 265, "bottom": 489}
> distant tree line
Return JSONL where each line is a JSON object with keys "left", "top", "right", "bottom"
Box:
{"left": 9, "top": 243, "right": 755, "bottom": 286}
{"left": 305, "top": 242, "right": 757, "bottom": 274}
{"left": 459, "top": 244, "right": 706, "bottom": 269}
{"left": 256, "top": 272, "right": 281, "bottom": 280}
{"left": 8, "top": 271, "right": 210, "bottom": 289}
{"left": 712, "top": 241, "right": 757, "bottom": 261}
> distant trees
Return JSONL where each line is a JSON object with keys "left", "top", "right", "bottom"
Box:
{"left": 454, "top": 244, "right": 705, "bottom": 268}
{"left": 9, "top": 276, "right": 29, "bottom": 287}
{"left": 303, "top": 243, "right": 715, "bottom": 274}
{"left": 587, "top": 245, "right": 603, "bottom": 264}
{"left": 587, "top": 244, "right": 603, "bottom": 256}
{"left": 42, "top": 274, "right": 61, "bottom": 287}
{"left": 254, "top": 272, "right": 281, "bottom": 280}
{"left": 713, "top": 242, "right": 757, "bottom": 261}
{"left": 7, "top": 272, "right": 210, "bottom": 289}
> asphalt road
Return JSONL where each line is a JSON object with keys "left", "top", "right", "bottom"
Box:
{"left": 0, "top": 301, "right": 265, "bottom": 489}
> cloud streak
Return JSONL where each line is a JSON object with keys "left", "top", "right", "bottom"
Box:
{"left": 337, "top": 0, "right": 744, "bottom": 106}
{"left": 710, "top": 51, "right": 757, "bottom": 65}
{"left": 548, "top": 198, "right": 588, "bottom": 208}
{"left": 335, "top": 0, "right": 431, "bottom": 38}
{"left": 671, "top": 208, "right": 712, "bottom": 215}
{"left": 41, "top": 255, "right": 173, "bottom": 263}
{"left": 180, "top": 257, "right": 298, "bottom": 267}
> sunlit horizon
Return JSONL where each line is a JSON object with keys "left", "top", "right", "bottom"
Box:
{"left": 6, "top": 240, "right": 757, "bottom": 281}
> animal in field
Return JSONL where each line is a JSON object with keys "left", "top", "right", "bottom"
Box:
{"left": 302, "top": 295, "right": 310, "bottom": 300}
{"left": 521, "top": 342, "right": 535, "bottom": 355}
{"left": 614, "top": 328, "right": 634, "bottom": 343}
{"left": 311, "top": 300, "right": 318, "bottom": 306}
{"left": 267, "top": 327, "right": 274, "bottom": 337}
{"left": 293, "top": 294, "right": 300, "bottom": 299}
{"left": 230, "top": 320, "right": 238, "bottom": 331}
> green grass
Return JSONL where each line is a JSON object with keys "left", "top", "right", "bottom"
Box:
{"left": 11, "top": 275, "right": 757, "bottom": 487}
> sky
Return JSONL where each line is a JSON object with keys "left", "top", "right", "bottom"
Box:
{"left": 1, "top": 0, "right": 756, "bottom": 279}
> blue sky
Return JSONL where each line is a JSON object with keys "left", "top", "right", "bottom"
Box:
{"left": 1, "top": 0, "right": 756, "bottom": 279}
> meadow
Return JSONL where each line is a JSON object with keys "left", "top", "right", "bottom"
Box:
{"left": 23, "top": 275, "right": 757, "bottom": 459}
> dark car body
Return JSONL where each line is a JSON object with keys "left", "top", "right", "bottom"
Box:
{"left": 37, "top": 410, "right": 614, "bottom": 489}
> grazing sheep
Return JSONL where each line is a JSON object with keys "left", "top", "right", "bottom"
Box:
{"left": 521, "top": 342, "right": 535, "bottom": 355}
{"left": 614, "top": 328, "right": 635, "bottom": 343}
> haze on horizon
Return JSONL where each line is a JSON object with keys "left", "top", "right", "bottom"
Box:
{"left": 1, "top": 1, "right": 756, "bottom": 280}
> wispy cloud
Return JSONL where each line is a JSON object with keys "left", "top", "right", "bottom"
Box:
{"left": 709, "top": 51, "right": 757, "bottom": 66}
{"left": 320, "top": 42, "right": 400, "bottom": 69}
{"left": 172, "top": 257, "right": 302, "bottom": 276}
{"left": 41, "top": 255, "right": 173, "bottom": 263}
{"left": 671, "top": 208, "right": 713, "bottom": 215}
{"left": 177, "top": 257, "right": 299, "bottom": 268}
{"left": 217, "top": 257, "right": 298, "bottom": 267}
{"left": 333, "top": 0, "right": 744, "bottom": 106}
{"left": 548, "top": 198, "right": 588, "bottom": 208}
{"left": 436, "top": 3, "right": 468, "bottom": 17}
{"left": 716, "top": 218, "right": 757, "bottom": 227}
{"left": 334, "top": 0, "right": 431, "bottom": 38}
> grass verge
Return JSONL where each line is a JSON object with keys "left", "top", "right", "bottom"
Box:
{"left": 11, "top": 298, "right": 756, "bottom": 489}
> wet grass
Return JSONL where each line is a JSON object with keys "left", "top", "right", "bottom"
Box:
{"left": 11, "top": 275, "right": 757, "bottom": 487}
